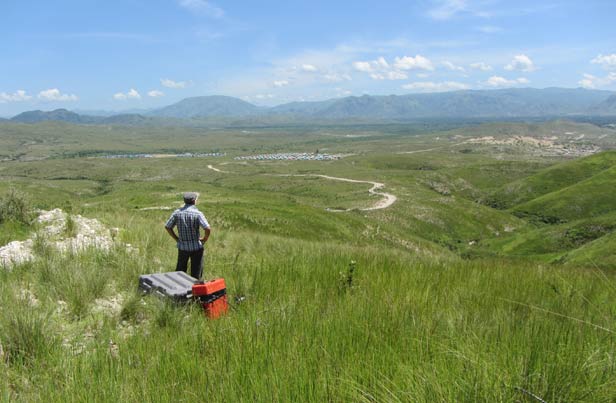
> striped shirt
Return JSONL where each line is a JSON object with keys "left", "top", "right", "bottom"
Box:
{"left": 165, "top": 205, "right": 210, "bottom": 251}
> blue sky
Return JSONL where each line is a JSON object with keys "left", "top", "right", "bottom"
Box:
{"left": 1, "top": 0, "right": 615, "bottom": 115}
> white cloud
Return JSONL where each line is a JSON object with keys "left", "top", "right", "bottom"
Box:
{"left": 578, "top": 72, "right": 616, "bottom": 89}
{"left": 352, "top": 57, "right": 389, "bottom": 73}
{"left": 469, "top": 62, "right": 492, "bottom": 71}
{"left": 427, "top": 0, "right": 468, "bottom": 20}
{"left": 485, "top": 76, "right": 530, "bottom": 87}
{"left": 442, "top": 61, "right": 465, "bottom": 72}
{"left": 37, "top": 88, "right": 78, "bottom": 101}
{"left": 353, "top": 61, "right": 373, "bottom": 73}
{"left": 273, "top": 80, "right": 289, "bottom": 87}
{"left": 323, "top": 73, "right": 352, "bottom": 82}
{"left": 591, "top": 54, "right": 616, "bottom": 70}
{"left": 0, "top": 90, "right": 32, "bottom": 103}
{"left": 402, "top": 81, "right": 469, "bottom": 92}
{"left": 254, "top": 94, "right": 274, "bottom": 99}
{"left": 370, "top": 71, "right": 408, "bottom": 80}
{"left": 504, "top": 54, "right": 536, "bottom": 72}
{"left": 394, "top": 55, "right": 434, "bottom": 71}
{"left": 113, "top": 89, "right": 141, "bottom": 100}
{"left": 161, "top": 78, "right": 188, "bottom": 89}
{"left": 177, "top": 0, "right": 224, "bottom": 18}
{"left": 301, "top": 64, "right": 318, "bottom": 72}
{"left": 147, "top": 90, "right": 164, "bottom": 97}
{"left": 579, "top": 74, "right": 597, "bottom": 89}
{"left": 353, "top": 55, "right": 432, "bottom": 81}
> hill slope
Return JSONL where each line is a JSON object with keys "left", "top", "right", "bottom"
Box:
{"left": 306, "top": 88, "right": 614, "bottom": 119}
{"left": 8, "top": 88, "right": 616, "bottom": 125}
{"left": 10, "top": 109, "right": 99, "bottom": 124}
{"left": 511, "top": 165, "right": 616, "bottom": 223}
{"left": 150, "top": 95, "right": 262, "bottom": 118}
{"left": 490, "top": 151, "right": 616, "bottom": 208}
{"left": 592, "top": 94, "right": 616, "bottom": 115}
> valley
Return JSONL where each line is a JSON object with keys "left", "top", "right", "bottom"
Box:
{"left": 1, "top": 117, "right": 616, "bottom": 401}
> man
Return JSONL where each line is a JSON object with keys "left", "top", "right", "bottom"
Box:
{"left": 164, "top": 192, "right": 211, "bottom": 279}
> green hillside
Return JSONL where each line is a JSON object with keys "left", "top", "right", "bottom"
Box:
{"left": 491, "top": 151, "right": 616, "bottom": 208}
{"left": 475, "top": 212, "right": 616, "bottom": 264}
{"left": 511, "top": 165, "right": 616, "bottom": 223}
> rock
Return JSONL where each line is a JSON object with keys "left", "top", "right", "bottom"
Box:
{"left": 0, "top": 239, "right": 34, "bottom": 269}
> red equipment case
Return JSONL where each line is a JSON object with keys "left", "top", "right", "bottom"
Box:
{"left": 192, "top": 278, "right": 228, "bottom": 318}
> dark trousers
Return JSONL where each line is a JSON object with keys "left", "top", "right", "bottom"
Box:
{"left": 176, "top": 248, "right": 204, "bottom": 279}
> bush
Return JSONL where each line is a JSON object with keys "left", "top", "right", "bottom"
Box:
{"left": 0, "top": 308, "right": 57, "bottom": 366}
{"left": 0, "top": 188, "right": 34, "bottom": 225}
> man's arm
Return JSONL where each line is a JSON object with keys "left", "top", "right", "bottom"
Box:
{"left": 165, "top": 226, "right": 179, "bottom": 241}
{"left": 165, "top": 212, "right": 178, "bottom": 241}
{"left": 200, "top": 227, "right": 211, "bottom": 244}
{"left": 199, "top": 213, "right": 211, "bottom": 244}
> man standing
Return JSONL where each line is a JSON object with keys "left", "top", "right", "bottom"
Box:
{"left": 164, "top": 192, "right": 211, "bottom": 279}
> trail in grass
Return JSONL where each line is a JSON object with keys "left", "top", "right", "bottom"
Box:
{"left": 207, "top": 164, "right": 232, "bottom": 173}
{"left": 277, "top": 174, "right": 397, "bottom": 211}
{"left": 206, "top": 164, "right": 397, "bottom": 211}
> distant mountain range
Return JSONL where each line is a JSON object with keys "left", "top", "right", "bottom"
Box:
{"left": 7, "top": 88, "right": 616, "bottom": 126}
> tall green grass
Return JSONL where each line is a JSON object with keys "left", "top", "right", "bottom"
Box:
{"left": 1, "top": 227, "right": 615, "bottom": 401}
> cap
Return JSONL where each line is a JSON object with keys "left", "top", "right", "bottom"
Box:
{"left": 183, "top": 192, "right": 199, "bottom": 202}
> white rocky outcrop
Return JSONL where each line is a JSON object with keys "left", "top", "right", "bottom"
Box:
{"left": 1, "top": 209, "right": 124, "bottom": 269}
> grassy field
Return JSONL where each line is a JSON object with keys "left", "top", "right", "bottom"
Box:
{"left": 1, "top": 119, "right": 616, "bottom": 401}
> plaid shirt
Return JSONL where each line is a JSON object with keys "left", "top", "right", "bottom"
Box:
{"left": 165, "top": 205, "right": 210, "bottom": 251}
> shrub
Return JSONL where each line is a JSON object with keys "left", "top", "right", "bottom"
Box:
{"left": 0, "top": 188, "right": 34, "bottom": 225}
{"left": 0, "top": 308, "right": 57, "bottom": 366}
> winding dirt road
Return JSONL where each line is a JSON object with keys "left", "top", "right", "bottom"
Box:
{"left": 206, "top": 165, "right": 397, "bottom": 211}
{"left": 276, "top": 174, "right": 397, "bottom": 211}
{"left": 207, "top": 164, "right": 232, "bottom": 173}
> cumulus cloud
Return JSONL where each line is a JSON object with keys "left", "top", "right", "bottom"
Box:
{"left": 147, "top": 90, "right": 164, "bottom": 97}
{"left": 161, "top": 78, "right": 188, "bottom": 89}
{"left": 352, "top": 57, "right": 389, "bottom": 73}
{"left": 0, "top": 90, "right": 32, "bottom": 103}
{"left": 323, "top": 73, "right": 352, "bottom": 82}
{"left": 273, "top": 80, "right": 289, "bottom": 87}
{"left": 301, "top": 64, "right": 318, "bottom": 72}
{"left": 113, "top": 89, "right": 141, "bottom": 100}
{"left": 469, "top": 62, "right": 493, "bottom": 71}
{"left": 177, "top": 0, "right": 224, "bottom": 18}
{"left": 353, "top": 55, "right": 432, "bottom": 81}
{"left": 442, "top": 61, "right": 465, "bottom": 72}
{"left": 38, "top": 88, "right": 78, "bottom": 101}
{"left": 394, "top": 55, "right": 434, "bottom": 71}
{"left": 254, "top": 94, "right": 274, "bottom": 99}
{"left": 591, "top": 54, "right": 616, "bottom": 70}
{"left": 504, "top": 54, "right": 536, "bottom": 72}
{"left": 352, "top": 61, "right": 373, "bottom": 72}
{"left": 578, "top": 72, "right": 616, "bottom": 89}
{"left": 578, "top": 74, "right": 596, "bottom": 89}
{"left": 485, "top": 76, "right": 529, "bottom": 87}
{"left": 402, "top": 81, "right": 469, "bottom": 92}
{"left": 370, "top": 71, "right": 408, "bottom": 80}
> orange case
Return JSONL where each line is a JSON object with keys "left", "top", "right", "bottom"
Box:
{"left": 192, "top": 278, "right": 226, "bottom": 296}
{"left": 192, "top": 278, "right": 228, "bottom": 319}
{"left": 203, "top": 295, "right": 228, "bottom": 319}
